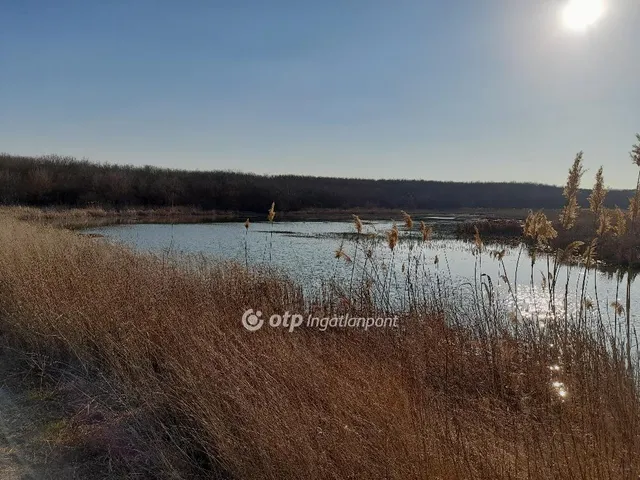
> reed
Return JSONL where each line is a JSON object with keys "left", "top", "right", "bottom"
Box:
{"left": 1, "top": 135, "right": 640, "bottom": 478}
{"left": 559, "top": 151, "right": 585, "bottom": 230}
{"left": 1, "top": 213, "right": 638, "bottom": 478}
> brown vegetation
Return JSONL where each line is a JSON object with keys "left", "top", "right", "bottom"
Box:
{"left": 2, "top": 206, "right": 231, "bottom": 230}
{"left": 456, "top": 218, "right": 524, "bottom": 238}
{"left": 0, "top": 211, "right": 639, "bottom": 478}
{"left": 1, "top": 136, "right": 640, "bottom": 478}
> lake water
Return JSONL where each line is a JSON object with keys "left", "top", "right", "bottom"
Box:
{"left": 84, "top": 220, "right": 640, "bottom": 330}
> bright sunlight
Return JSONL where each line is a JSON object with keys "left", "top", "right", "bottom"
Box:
{"left": 562, "top": 0, "right": 605, "bottom": 31}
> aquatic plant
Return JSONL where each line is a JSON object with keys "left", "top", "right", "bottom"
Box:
{"left": 559, "top": 151, "right": 585, "bottom": 230}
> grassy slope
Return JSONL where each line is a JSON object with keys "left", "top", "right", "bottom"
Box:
{"left": 0, "top": 212, "right": 638, "bottom": 478}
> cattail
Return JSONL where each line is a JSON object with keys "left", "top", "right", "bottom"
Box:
{"left": 400, "top": 211, "right": 413, "bottom": 230}
{"left": 244, "top": 218, "right": 250, "bottom": 230}
{"left": 588, "top": 166, "right": 607, "bottom": 218}
{"left": 387, "top": 224, "right": 399, "bottom": 251}
{"left": 267, "top": 202, "right": 276, "bottom": 222}
{"left": 612, "top": 207, "right": 627, "bottom": 236}
{"left": 559, "top": 151, "right": 585, "bottom": 230}
{"left": 419, "top": 221, "right": 432, "bottom": 242}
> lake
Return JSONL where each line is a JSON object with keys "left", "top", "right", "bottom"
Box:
{"left": 84, "top": 220, "right": 640, "bottom": 330}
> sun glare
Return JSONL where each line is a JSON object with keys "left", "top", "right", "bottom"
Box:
{"left": 562, "top": 0, "right": 605, "bottom": 31}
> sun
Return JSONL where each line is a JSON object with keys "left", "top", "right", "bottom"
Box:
{"left": 562, "top": 0, "right": 605, "bottom": 31}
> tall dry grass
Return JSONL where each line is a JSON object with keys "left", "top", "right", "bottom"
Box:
{"left": 2, "top": 205, "right": 228, "bottom": 230}
{"left": 0, "top": 211, "right": 639, "bottom": 479}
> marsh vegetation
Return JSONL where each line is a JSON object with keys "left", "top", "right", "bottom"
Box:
{"left": 0, "top": 136, "right": 640, "bottom": 478}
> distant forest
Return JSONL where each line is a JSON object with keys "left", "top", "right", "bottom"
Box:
{"left": 0, "top": 153, "right": 635, "bottom": 212}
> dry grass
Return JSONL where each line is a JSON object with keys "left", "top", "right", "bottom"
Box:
{"left": 456, "top": 219, "right": 524, "bottom": 239}
{"left": 2, "top": 205, "right": 535, "bottom": 230}
{"left": 551, "top": 210, "right": 640, "bottom": 268}
{"left": 2, "top": 206, "right": 230, "bottom": 230}
{"left": 456, "top": 211, "right": 640, "bottom": 268}
{"left": 0, "top": 213, "right": 638, "bottom": 479}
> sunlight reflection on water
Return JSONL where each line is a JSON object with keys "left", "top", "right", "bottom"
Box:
{"left": 85, "top": 220, "right": 639, "bottom": 333}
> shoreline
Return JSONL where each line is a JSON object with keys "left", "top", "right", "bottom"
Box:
{"left": 2, "top": 205, "right": 533, "bottom": 229}
{"left": 0, "top": 208, "right": 638, "bottom": 478}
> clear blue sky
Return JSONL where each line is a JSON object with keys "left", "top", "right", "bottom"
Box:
{"left": 1, "top": 1, "right": 639, "bottom": 187}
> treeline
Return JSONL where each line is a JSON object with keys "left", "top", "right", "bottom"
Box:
{"left": 0, "top": 153, "right": 635, "bottom": 212}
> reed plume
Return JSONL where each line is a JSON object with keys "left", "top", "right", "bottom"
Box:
{"left": 419, "top": 221, "right": 432, "bottom": 242}
{"left": 400, "top": 211, "right": 413, "bottom": 230}
{"left": 630, "top": 189, "right": 640, "bottom": 225}
{"left": 387, "top": 224, "right": 399, "bottom": 251}
{"left": 490, "top": 248, "right": 506, "bottom": 261}
{"left": 244, "top": 218, "right": 250, "bottom": 230}
{"left": 611, "top": 301, "right": 625, "bottom": 316}
{"left": 588, "top": 166, "right": 607, "bottom": 218}
{"left": 559, "top": 240, "right": 585, "bottom": 262}
{"left": 588, "top": 166, "right": 610, "bottom": 236}
{"left": 353, "top": 215, "right": 363, "bottom": 234}
{"left": 559, "top": 151, "right": 585, "bottom": 230}
{"left": 596, "top": 210, "right": 611, "bottom": 237}
{"left": 524, "top": 210, "right": 557, "bottom": 245}
{"left": 612, "top": 207, "right": 627, "bottom": 236}
{"left": 631, "top": 133, "right": 640, "bottom": 168}
{"left": 629, "top": 134, "right": 640, "bottom": 230}
{"left": 267, "top": 202, "right": 276, "bottom": 262}
{"left": 582, "top": 238, "right": 598, "bottom": 268}
{"left": 338, "top": 250, "right": 352, "bottom": 263}
{"left": 472, "top": 226, "right": 482, "bottom": 249}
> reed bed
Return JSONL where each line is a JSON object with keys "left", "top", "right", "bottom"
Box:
{"left": 455, "top": 218, "right": 524, "bottom": 238}
{"left": 1, "top": 137, "right": 640, "bottom": 478}
{"left": 0, "top": 210, "right": 638, "bottom": 479}
{"left": 2, "top": 205, "right": 228, "bottom": 230}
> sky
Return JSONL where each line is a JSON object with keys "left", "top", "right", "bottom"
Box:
{"left": 1, "top": 1, "right": 639, "bottom": 187}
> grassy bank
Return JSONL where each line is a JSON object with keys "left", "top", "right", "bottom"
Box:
{"left": 1, "top": 206, "right": 234, "bottom": 230}
{"left": 0, "top": 211, "right": 639, "bottom": 479}
{"left": 3, "top": 205, "right": 534, "bottom": 231}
